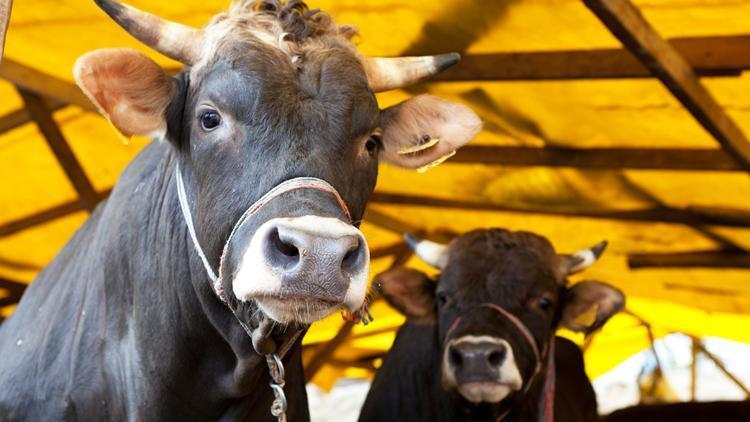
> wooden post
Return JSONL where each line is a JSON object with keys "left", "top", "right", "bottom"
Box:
{"left": 694, "top": 339, "right": 750, "bottom": 398}
{"left": 690, "top": 336, "right": 698, "bottom": 401}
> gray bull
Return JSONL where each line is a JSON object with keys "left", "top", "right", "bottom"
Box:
{"left": 0, "top": 0, "right": 481, "bottom": 420}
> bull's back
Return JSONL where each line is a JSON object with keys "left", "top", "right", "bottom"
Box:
{"left": 605, "top": 401, "right": 750, "bottom": 422}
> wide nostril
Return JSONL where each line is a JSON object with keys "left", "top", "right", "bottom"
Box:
{"left": 488, "top": 347, "right": 507, "bottom": 367}
{"left": 272, "top": 228, "right": 299, "bottom": 257}
{"left": 449, "top": 346, "right": 463, "bottom": 368}
{"left": 265, "top": 227, "right": 302, "bottom": 270}
{"left": 340, "top": 237, "right": 363, "bottom": 272}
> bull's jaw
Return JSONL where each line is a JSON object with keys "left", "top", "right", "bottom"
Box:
{"left": 441, "top": 336, "right": 523, "bottom": 404}
{"left": 231, "top": 216, "right": 369, "bottom": 324}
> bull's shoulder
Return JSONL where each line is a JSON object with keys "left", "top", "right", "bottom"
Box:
{"left": 359, "top": 322, "right": 446, "bottom": 422}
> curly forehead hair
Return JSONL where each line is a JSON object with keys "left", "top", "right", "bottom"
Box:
{"left": 233, "top": 0, "right": 356, "bottom": 42}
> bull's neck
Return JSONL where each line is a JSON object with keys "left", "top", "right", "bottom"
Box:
{"left": 104, "top": 142, "right": 272, "bottom": 412}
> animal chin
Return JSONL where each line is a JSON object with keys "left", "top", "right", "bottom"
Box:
{"left": 457, "top": 382, "right": 515, "bottom": 404}
{"left": 254, "top": 294, "right": 340, "bottom": 324}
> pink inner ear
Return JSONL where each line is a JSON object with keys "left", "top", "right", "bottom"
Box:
{"left": 74, "top": 48, "right": 174, "bottom": 137}
{"left": 379, "top": 95, "right": 481, "bottom": 170}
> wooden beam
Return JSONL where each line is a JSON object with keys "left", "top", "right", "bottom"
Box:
{"left": 0, "top": 100, "right": 67, "bottom": 135}
{"left": 369, "top": 192, "right": 750, "bottom": 228}
{"left": 628, "top": 250, "right": 750, "bottom": 269}
{"left": 584, "top": 0, "right": 750, "bottom": 171}
{"left": 435, "top": 35, "right": 750, "bottom": 81}
{"left": 451, "top": 146, "right": 740, "bottom": 171}
{"left": 1, "top": 58, "right": 95, "bottom": 112}
{"left": 694, "top": 338, "right": 750, "bottom": 398}
{"left": 18, "top": 88, "right": 99, "bottom": 212}
{"left": 0, "top": 189, "right": 110, "bottom": 238}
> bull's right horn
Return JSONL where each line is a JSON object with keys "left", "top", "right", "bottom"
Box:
{"left": 95, "top": 0, "right": 203, "bottom": 65}
{"left": 364, "top": 53, "right": 460, "bottom": 92}
{"left": 404, "top": 233, "right": 449, "bottom": 270}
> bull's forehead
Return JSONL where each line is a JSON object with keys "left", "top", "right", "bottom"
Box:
{"left": 192, "top": 1, "right": 360, "bottom": 75}
{"left": 441, "top": 229, "right": 561, "bottom": 301}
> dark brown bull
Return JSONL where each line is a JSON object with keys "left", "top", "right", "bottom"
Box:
{"left": 360, "top": 228, "right": 625, "bottom": 422}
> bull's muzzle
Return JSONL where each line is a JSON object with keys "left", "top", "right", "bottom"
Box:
{"left": 233, "top": 215, "right": 369, "bottom": 324}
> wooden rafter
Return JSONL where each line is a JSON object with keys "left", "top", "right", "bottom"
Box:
{"left": 451, "top": 146, "right": 740, "bottom": 171}
{"left": 583, "top": 0, "right": 750, "bottom": 171}
{"left": 0, "top": 188, "right": 110, "bottom": 238}
{"left": 0, "top": 100, "right": 67, "bottom": 135}
{"left": 628, "top": 250, "right": 750, "bottom": 269}
{"left": 435, "top": 35, "right": 750, "bottom": 81}
{"left": 369, "top": 192, "right": 750, "bottom": 228}
{"left": 18, "top": 88, "right": 100, "bottom": 212}
{"left": 0, "top": 58, "right": 95, "bottom": 112}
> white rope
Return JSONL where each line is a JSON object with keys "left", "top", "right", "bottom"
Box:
{"left": 175, "top": 163, "right": 219, "bottom": 283}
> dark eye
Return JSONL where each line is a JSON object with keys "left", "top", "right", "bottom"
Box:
{"left": 436, "top": 292, "right": 448, "bottom": 308}
{"left": 538, "top": 297, "right": 553, "bottom": 311}
{"left": 200, "top": 110, "right": 222, "bottom": 131}
{"left": 365, "top": 134, "right": 381, "bottom": 154}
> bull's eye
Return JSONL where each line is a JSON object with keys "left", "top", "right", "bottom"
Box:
{"left": 365, "top": 134, "right": 382, "bottom": 155}
{"left": 538, "top": 297, "right": 553, "bottom": 311}
{"left": 200, "top": 111, "right": 222, "bottom": 131}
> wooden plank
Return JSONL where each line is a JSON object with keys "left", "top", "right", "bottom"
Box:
{"left": 0, "top": 189, "right": 110, "bottom": 238}
{"left": 369, "top": 192, "right": 750, "bottom": 228}
{"left": 1, "top": 58, "right": 95, "bottom": 112}
{"left": 584, "top": 0, "right": 750, "bottom": 171}
{"left": 18, "top": 88, "right": 99, "bottom": 212}
{"left": 451, "top": 146, "right": 740, "bottom": 171}
{"left": 435, "top": 35, "right": 750, "bottom": 81}
{"left": 0, "top": 100, "right": 67, "bottom": 135}
{"left": 628, "top": 250, "right": 750, "bottom": 269}
{"left": 694, "top": 339, "right": 750, "bottom": 398}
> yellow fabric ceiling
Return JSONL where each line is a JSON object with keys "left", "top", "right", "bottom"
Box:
{"left": 2, "top": 0, "right": 750, "bottom": 387}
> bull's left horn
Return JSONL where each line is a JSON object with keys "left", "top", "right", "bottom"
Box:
{"left": 0, "top": 0, "right": 12, "bottom": 62}
{"left": 404, "top": 234, "right": 449, "bottom": 270}
{"left": 95, "top": 0, "right": 202, "bottom": 65}
{"left": 364, "top": 53, "right": 460, "bottom": 92}
{"left": 561, "top": 241, "right": 608, "bottom": 276}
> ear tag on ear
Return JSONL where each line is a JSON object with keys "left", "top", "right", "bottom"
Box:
{"left": 575, "top": 303, "right": 599, "bottom": 328}
{"left": 416, "top": 150, "right": 456, "bottom": 173}
{"left": 398, "top": 137, "right": 440, "bottom": 155}
{"left": 105, "top": 119, "right": 133, "bottom": 145}
{"left": 341, "top": 302, "right": 374, "bottom": 326}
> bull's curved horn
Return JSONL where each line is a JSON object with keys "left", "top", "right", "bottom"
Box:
{"left": 364, "top": 53, "right": 460, "bottom": 92}
{"left": 0, "top": 0, "right": 12, "bottom": 62}
{"left": 95, "top": 0, "right": 202, "bottom": 65}
{"left": 562, "top": 241, "right": 608, "bottom": 276}
{"left": 404, "top": 233, "right": 449, "bottom": 270}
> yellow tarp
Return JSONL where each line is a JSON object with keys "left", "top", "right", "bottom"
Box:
{"left": 2, "top": 0, "right": 750, "bottom": 388}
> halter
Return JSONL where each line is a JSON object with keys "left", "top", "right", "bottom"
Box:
{"left": 444, "top": 303, "right": 556, "bottom": 422}
{"left": 174, "top": 163, "right": 357, "bottom": 422}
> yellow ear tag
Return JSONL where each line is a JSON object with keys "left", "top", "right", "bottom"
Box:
{"left": 574, "top": 304, "right": 599, "bottom": 327}
{"left": 398, "top": 137, "right": 440, "bottom": 155}
{"left": 106, "top": 119, "right": 133, "bottom": 145}
{"left": 416, "top": 150, "right": 456, "bottom": 173}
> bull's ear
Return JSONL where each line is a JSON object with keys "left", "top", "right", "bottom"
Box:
{"left": 74, "top": 48, "right": 176, "bottom": 137}
{"left": 379, "top": 95, "right": 481, "bottom": 171}
{"left": 372, "top": 267, "right": 436, "bottom": 321}
{"left": 561, "top": 281, "right": 625, "bottom": 334}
